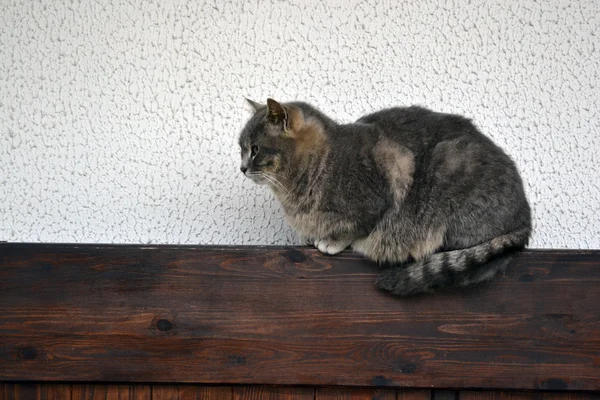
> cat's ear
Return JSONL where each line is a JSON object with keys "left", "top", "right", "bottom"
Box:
{"left": 245, "top": 98, "right": 264, "bottom": 112}
{"left": 266, "top": 98, "right": 289, "bottom": 129}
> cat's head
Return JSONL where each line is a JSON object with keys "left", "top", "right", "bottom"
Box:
{"left": 238, "top": 98, "right": 328, "bottom": 186}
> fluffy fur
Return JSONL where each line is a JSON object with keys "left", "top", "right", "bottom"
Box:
{"left": 238, "top": 98, "right": 531, "bottom": 296}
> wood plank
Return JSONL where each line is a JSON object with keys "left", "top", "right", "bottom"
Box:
{"left": 152, "top": 384, "right": 232, "bottom": 400}
{"left": 431, "top": 390, "right": 457, "bottom": 400}
{"left": 71, "top": 384, "right": 151, "bottom": 400}
{"left": 397, "top": 389, "right": 431, "bottom": 400}
{"left": 0, "top": 244, "right": 599, "bottom": 390}
{"left": 460, "top": 391, "right": 600, "bottom": 399}
{"left": 178, "top": 385, "right": 233, "bottom": 400}
{"left": 1, "top": 383, "right": 41, "bottom": 400}
{"left": 152, "top": 385, "right": 180, "bottom": 400}
{"left": 316, "top": 387, "right": 396, "bottom": 399}
{"left": 233, "top": 386, "right": 313, "bottom": 399}
{"left": 131, "top": 385, "right": 152, "bottom": 400}
{"left": 40, "top": 384, "right": 71, "bottom": 400}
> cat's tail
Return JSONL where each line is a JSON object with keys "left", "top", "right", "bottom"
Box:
{"left": 376, "top": 227, "right": 531, "bottom": 296}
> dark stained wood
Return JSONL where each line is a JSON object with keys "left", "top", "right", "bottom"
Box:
{"left": 152, "top": 384, "right": 232, "bottom": 400}
{"left": 1, "top": 385, "right": 599, "bottom": 400}
{"left": 233, "top": 386, "right": 313, "bottom": 399}
{"left": 129, "top": 385, "right": 152, "bottom": 400}
{"left": 460, "top": 391, "right": 600, "bottom": 399}
{"left": 0, "top": 244, "right": 599, "bottom": 390}
{"left": 316, "top": 387, "right": 396, "bottom": 399}
{"left": 41, "top": 384, "right": 71, "bottom": 400}
{"left": 151, "top": 385, "right": 179, "bottom": 400}
{"left": 2, "top": 384, "right": 227, "bottom": 400}
{"left": 179, "top": 385, "right": 233, "bottom": 400}
{"left": 71, "top": 384, "right": 151, "bottom": 400}
{"left": 431, "top": 390, "right": 457, "bottom": 400}
{"left": 72, "top": 384, "right": 122, "bottom": 399}
{"left": 397, "top": 389, "right": 431, "bottom": 400}
{"left": 1, "top": 383, "right": 40, "bottom": 400}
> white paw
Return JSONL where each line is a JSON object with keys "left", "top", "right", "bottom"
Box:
{"left": 314, "top": 239, "right": 351, "bottom": 255}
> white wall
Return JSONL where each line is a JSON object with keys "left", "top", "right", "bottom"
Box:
{"left": 0, "top": 0, "right": 598, "bottom": 248}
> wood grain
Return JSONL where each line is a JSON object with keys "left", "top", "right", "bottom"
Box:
{"left": 130, "top": 385, "right": 152, "bottom": 400}
{"left": 71, "top": 384, "right": 151, "bottom": 400}
{"left": 2, "top": 383, "right": 40, "bottom": 400}
{"left": 397, "top": 389, "right": 431, "bottom": 400}
{"left": 180, "top": 385, "right": 233, "bottom": 400}
{"left": 233, "top": 386, "right": 313, "bottom": 399}
{"left": 431, "top": 390, "right": 457, "bottom": 400}
{"left": 152, "top": 384, "right": 233, "bottom": 400}
{"left": 151, "top": 386, "right": 180, "bottom": 400}
{"left": 1, "top": 385, "right": 598, "bottom": 400}
{"left": 1, "top": 383, "right": 71, "bottom": 400}
{"left": 460, "top": 391, "right": 600, "bottom": 399}
{"left": 316, "top": 387, "right": 396, "bottom": 399}
{"left": 0, "top": 244, "right": 599, "bottom": 390}
{"left": 41, "top": 384, "right": 71, "bottom": 400}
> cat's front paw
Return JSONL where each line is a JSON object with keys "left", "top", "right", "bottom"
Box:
{"left": 314, "top": 239, "right": 352, "bottom": 255}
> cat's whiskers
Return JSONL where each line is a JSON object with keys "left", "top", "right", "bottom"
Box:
{"left": 261, "top": 172, "right": 290, "bottom": 198}
{"left": 264, "top": 172, "right": 293, "bottom": 198}
{"left": 246, "top": 171, "right": 289, "bottom": 198}
{"left": 245, "top": 172, "right": 261, "bottom": 180}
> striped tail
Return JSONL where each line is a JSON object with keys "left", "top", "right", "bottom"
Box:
{"left": 376, "top": 227, "right": 531, "bottom": 296}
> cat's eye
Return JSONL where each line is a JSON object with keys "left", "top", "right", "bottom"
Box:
{"left": 251, "top": 145, "right": 259, "bottom": 158}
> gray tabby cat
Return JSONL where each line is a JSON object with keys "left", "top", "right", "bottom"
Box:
{"left": 238, "top": 98, "right": 531, "bottom": 296}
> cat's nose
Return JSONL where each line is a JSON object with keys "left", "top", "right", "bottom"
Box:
{"left": 240, "top": 167, "right": 248, "bottom": 174}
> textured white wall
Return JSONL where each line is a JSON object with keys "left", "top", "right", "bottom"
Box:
{"left": 1, "top": 0, "right": 598, "bottom": 248}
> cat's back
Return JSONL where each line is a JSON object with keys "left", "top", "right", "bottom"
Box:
{"left": 357, "top": 105, "right": 484, "bottom": 144}
{"left": 355, "top": 105, "right": 522, "bottom": 195}
{"left": 357, "top": 105, "right": 433, "bottom": 125}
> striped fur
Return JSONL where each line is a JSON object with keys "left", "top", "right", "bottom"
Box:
{"left": 376, "top": 228, "right": 531, "bottom": 296}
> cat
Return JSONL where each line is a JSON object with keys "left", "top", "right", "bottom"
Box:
{"left": 238, "top": 98, "right": 531, "bottom": 296}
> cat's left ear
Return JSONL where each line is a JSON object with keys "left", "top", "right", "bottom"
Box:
{"left": 265, "top": 98, "right": 289, "bottom": 131}
{"left": 245, "top": 98, "right": 264, "bottom": 112}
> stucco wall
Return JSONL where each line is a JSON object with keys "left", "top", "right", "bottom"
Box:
{"left": 1, "top": 0, "right": 598, "bottom": 247}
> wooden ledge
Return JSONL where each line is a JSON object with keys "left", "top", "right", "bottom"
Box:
{"left": 0, "top": 244, "right": 599, "bottom": 391}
